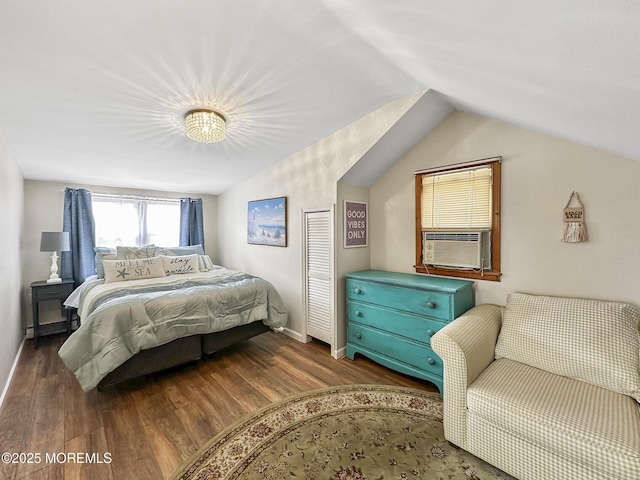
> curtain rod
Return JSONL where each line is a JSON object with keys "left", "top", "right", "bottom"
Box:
{"left": 414, "top": 156, "right": 501, "bottom": 175}
{"left": 90, "top": 192, "right": 182, "bottom": 203}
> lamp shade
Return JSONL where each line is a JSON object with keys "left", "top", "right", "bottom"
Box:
{"left": 40, "top": 232, "right": 70, "bottom": 252}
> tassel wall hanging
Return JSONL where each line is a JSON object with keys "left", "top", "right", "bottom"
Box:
{"left": 562, "top": 191, "right": 587, "bottom": 243}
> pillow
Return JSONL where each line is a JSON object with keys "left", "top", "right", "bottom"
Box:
{"left": 94, "top": 246, "right": 116, "bottom": 278}
{"left": 160, "top": 244, "right": 205, "bottom": 256}
{"left": 198, "top": 254, "right": 215, "bottom": 272}
{"left": 116, "top": 245, "right": 160, "bottom": 260}
{"left": 495, "top": 292, "right": 640, "bottom": 401}
{"left": 160, "top": 254, "right": 200, "bottom": 275}
{"left": 102, "top": 257, "right": 166, "bottom": 283}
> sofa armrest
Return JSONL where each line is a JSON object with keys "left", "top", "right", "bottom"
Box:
{"left": 431, "top": 304, "right": 503, "bottom": 448}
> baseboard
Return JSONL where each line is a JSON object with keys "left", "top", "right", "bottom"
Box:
{"left": 281, "top": 327, "right": 305, "bottom": 343}
{"left": 0, "top": 338, "right": 25, "bottom": 412}
{"left": 280, "top": 328, "right": 346, "bottom": 359}
{"left": 332, "top": 345, "right": 346, "bottom": 359}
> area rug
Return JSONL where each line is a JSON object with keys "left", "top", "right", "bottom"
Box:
{"left": 171, "top": 384, "right": 515, "bottom": 480}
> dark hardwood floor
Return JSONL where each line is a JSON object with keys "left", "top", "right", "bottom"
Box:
{"left": 0, "top": 331, "right": 437, "bottom": 480}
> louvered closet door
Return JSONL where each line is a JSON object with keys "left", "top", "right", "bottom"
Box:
{"left": 304, "top": 209, "right": 334, "bottom": 345}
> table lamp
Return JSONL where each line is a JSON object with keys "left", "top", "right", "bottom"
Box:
{"left": 40, "top": 232, "right": 70, "bottom": 283}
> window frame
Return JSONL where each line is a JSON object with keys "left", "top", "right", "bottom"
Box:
{"left": 414, "top": 157, "right": 502, "bottom": 282}
{"left": 91, "top": 193, "right": 182, "bottom": 248}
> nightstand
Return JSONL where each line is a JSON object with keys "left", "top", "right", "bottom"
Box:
{"left": 30, "top": 279, "right": 75, "bottom": 348}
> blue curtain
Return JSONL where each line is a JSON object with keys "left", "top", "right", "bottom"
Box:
{"left": 61, "top": 188, "right": 96, "bottom": 286}
{"left": 179, "top": 197, "right": 205, "bottom": 249}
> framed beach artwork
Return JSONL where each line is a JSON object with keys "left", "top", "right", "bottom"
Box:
{"left": 247, "top": 197, "right": 287, "bottom": 247}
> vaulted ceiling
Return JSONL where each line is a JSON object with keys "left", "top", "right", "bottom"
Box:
{"left": 1, "top": 1, "right": 638, "bottom": 195}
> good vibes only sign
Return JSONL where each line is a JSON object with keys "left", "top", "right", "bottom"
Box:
{"left": 344, "top": 201, "right": 368, "bottom": 248}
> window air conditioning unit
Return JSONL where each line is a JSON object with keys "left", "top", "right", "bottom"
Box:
{"left": 423, "top": 232, "right": 483, "bottom": 269}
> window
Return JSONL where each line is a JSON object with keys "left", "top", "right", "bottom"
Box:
{"left": 92, "top": 194, "right": 181, "bottom": 248}
{"left": 415, "top": 157, "right": 501, "bottom": 281}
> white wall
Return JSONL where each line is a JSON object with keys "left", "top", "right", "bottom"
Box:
{"left": 335, "top": 182, "right": 371, "bottom": 351}
{"left": 371, "top": 111, "right": 640, "bottom": 308}
{"left": 0, "top": 131, "right": 24, "bottom": 401}
{"left": 216, "top": 93, "right": 423, "bottom": 339}
{"left": 22, "top": 180, "right": 218, "bottom": 328}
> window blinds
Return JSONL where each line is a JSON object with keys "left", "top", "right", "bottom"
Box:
{"left": 421, "top": 165, "right": 492, "bottom": 230}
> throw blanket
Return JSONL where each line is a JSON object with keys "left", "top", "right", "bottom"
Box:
{"left": 59, "top": 267, "right": 288, "bottom": 391}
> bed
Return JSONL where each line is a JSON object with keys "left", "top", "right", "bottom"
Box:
{"left": 58, "top": 257, "right": 288, "bottom": 391}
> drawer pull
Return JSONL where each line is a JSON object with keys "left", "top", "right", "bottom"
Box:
{"left": 354, "top": 288, "right": 362, "bottom": 294}
{"left": 427, "top": 357, "right": 436, "bottom": 365}
{"left": 427, "top": 329, "right": 435, "bottom": 337}
{"left": 355, "top": 310, "right": 362, "bottom": 317}
{"left": 355, "top": 332, "right": 362, "bottom": 339}
{"left": 427, "top": 301, "right": 437, "bottom": 309}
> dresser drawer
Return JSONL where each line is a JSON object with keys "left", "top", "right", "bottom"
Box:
{"left": 33, "top": 283, "right": 74, "bottom": 301}
{"left": 347, "top": 279, "right": 451, "bottom": 320}
{"left": 348, "top": 323, "right": 443, "bottom": 374}
{"left": 347, "top": 301, "right": 444, "bottom": 345}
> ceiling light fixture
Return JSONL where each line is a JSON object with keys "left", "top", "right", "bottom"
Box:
{"left": 184, "top": 109, "right": 226, "bottom": 143}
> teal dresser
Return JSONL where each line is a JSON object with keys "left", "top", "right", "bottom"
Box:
{"left": 345, "top": 270, "right": 474, "bottom": 393}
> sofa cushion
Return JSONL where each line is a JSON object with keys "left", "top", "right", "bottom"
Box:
{"left": 468, "top": 358, "right": 640, "bottom": 479}
{"left": 495, "top": 292, "right": 640, "bottom": 401}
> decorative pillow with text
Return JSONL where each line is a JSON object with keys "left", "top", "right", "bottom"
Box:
{"left": 102, "top": 257, "right": 166, "bottom": 283}
{"left": 161, "top": 254, "right": 200, "bottom": 275}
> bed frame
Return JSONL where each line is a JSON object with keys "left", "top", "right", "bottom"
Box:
{"left": 97, "top": 321, "right": 271, "bottom": 388}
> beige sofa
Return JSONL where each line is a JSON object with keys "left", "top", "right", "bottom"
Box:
{"left": 431, "top": 293, "right": 640, "bottom": 480}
